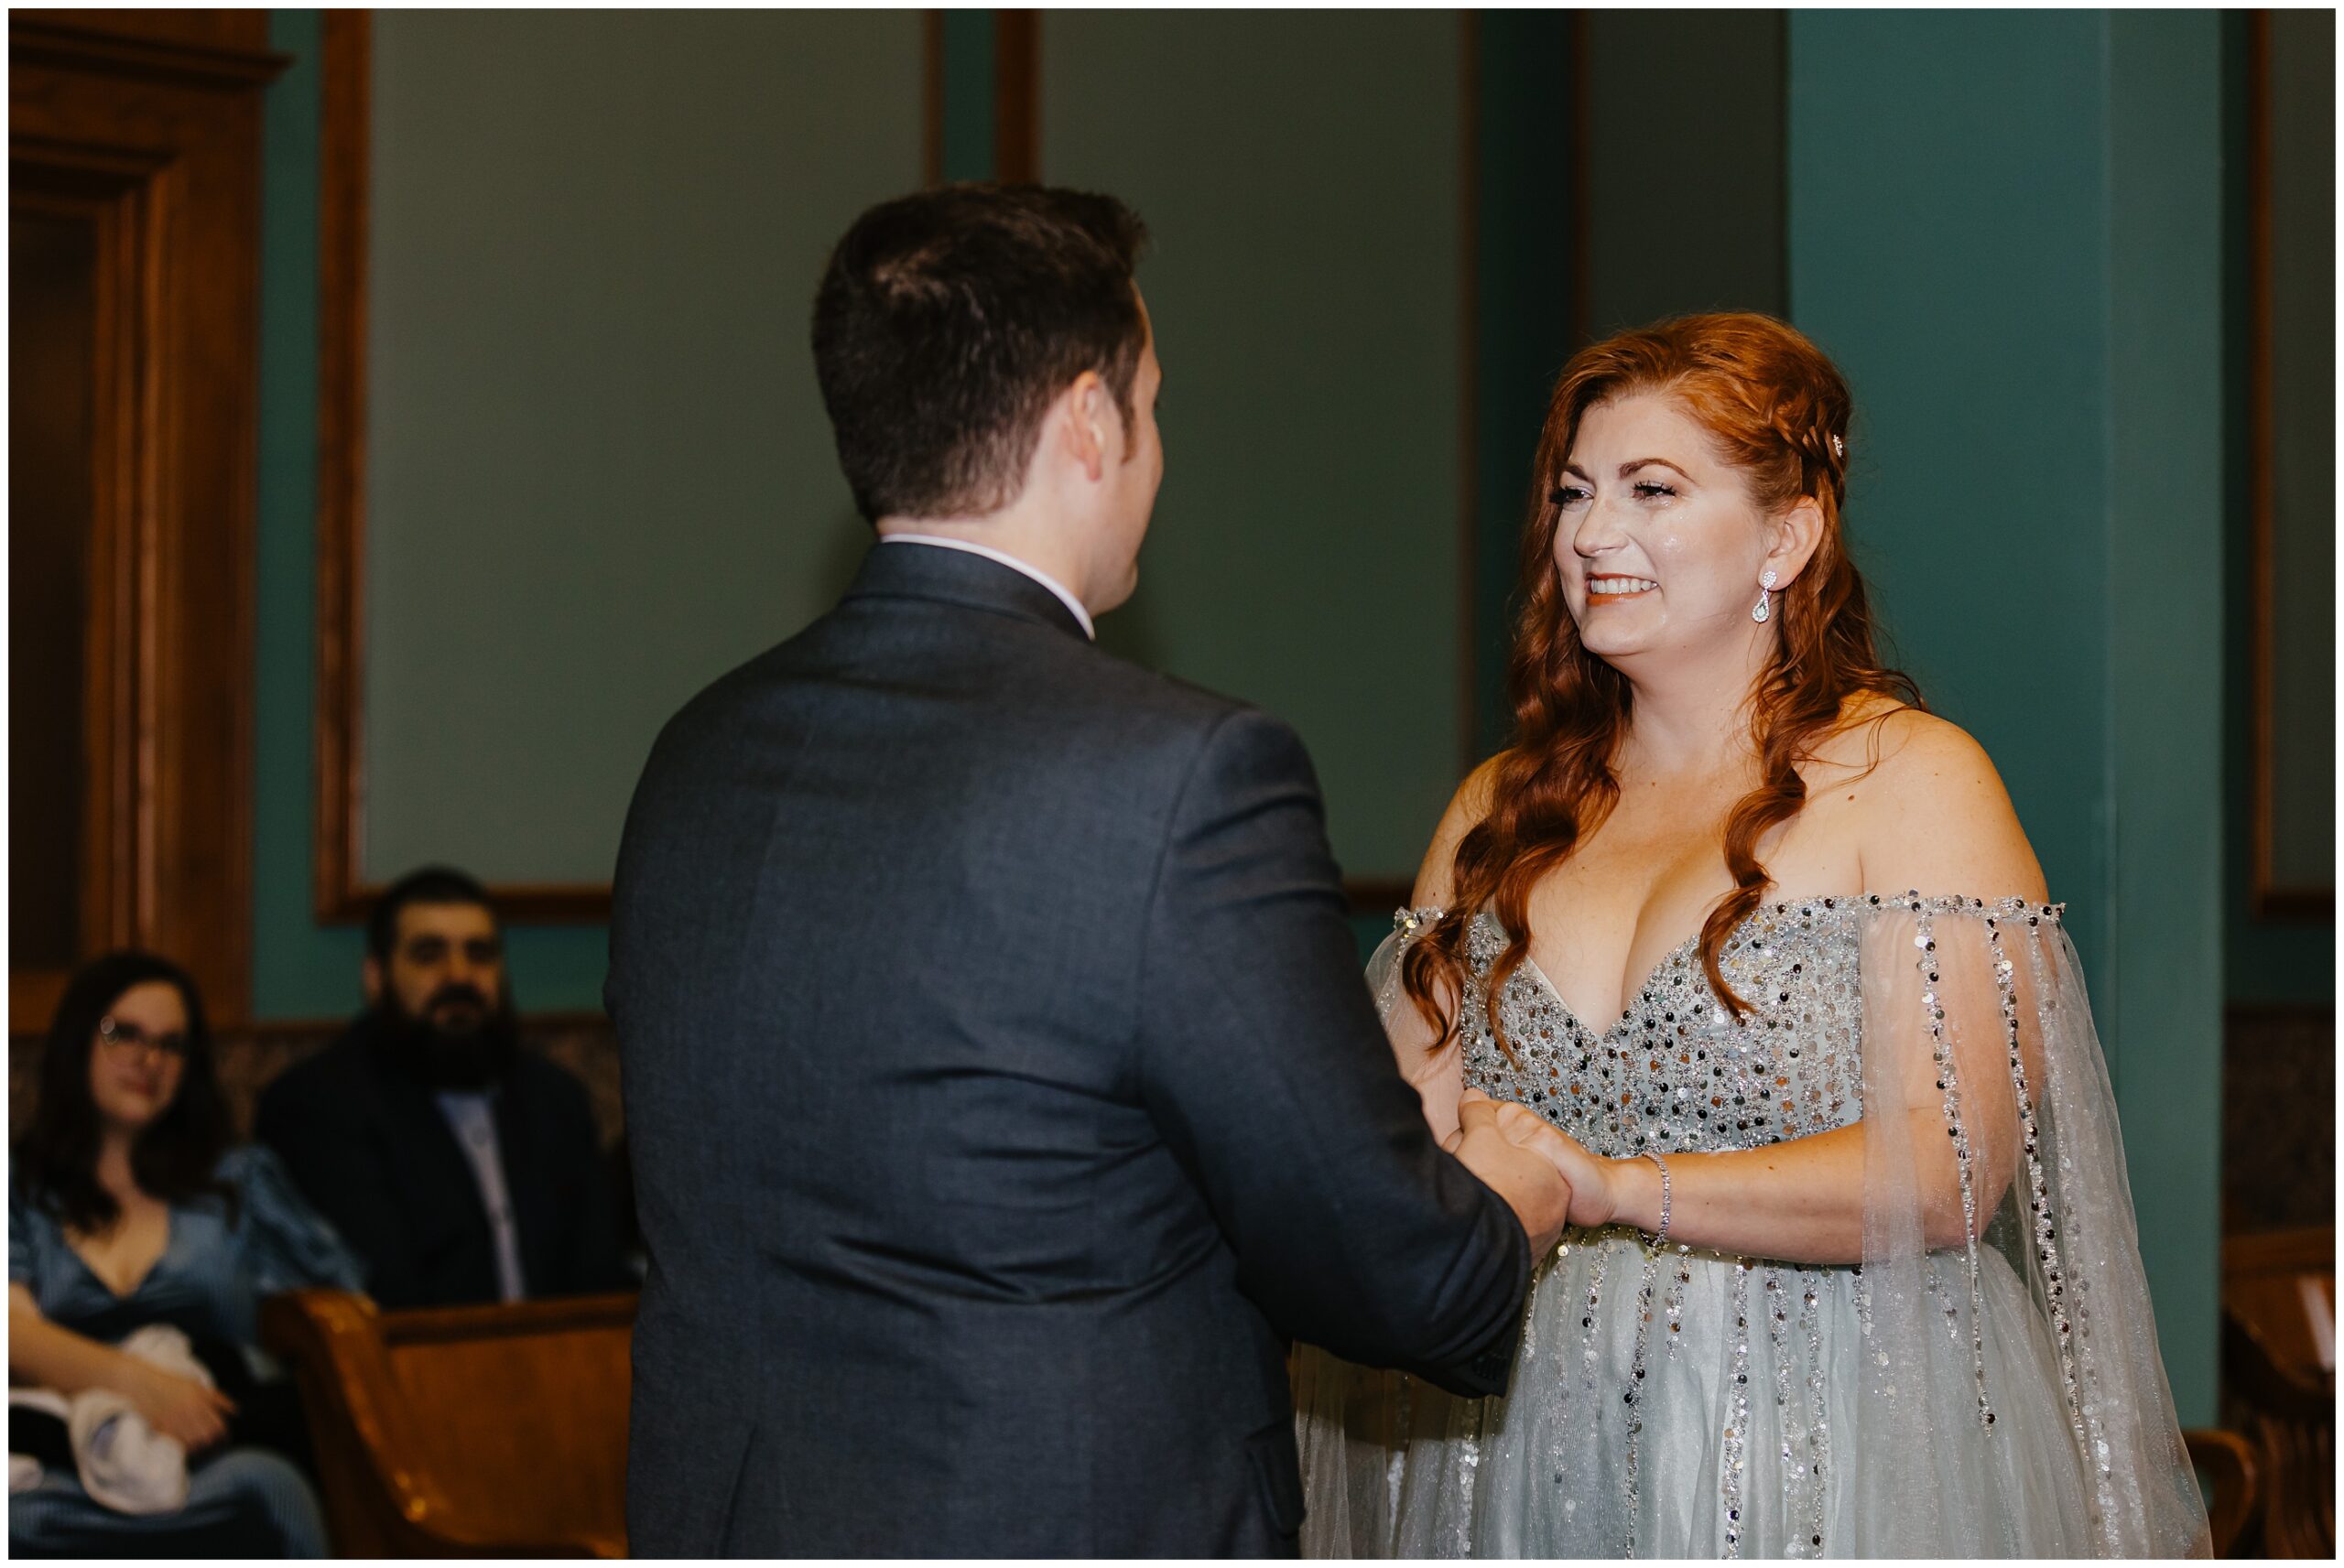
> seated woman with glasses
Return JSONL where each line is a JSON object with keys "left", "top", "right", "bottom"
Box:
{"left": 9, "top": 951, "right": 364, "bottom": 1558}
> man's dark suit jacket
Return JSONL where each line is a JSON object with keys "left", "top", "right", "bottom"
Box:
{"left": 608, "top": 544, "right": 1530, "bottom": 1558}
{"left": 254, "top": 1012, "right": 630, "bottom": 1310}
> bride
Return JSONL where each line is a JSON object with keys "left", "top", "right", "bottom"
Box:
{"left": 1296, "top": 312, "right": 2209, "bottom": 1557}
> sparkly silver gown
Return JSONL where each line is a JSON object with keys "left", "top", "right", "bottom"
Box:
{"left": 1295, "top": 894, "right": 2210, "bottom": 1558}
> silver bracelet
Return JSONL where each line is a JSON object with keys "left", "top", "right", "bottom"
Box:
{"left": 1642, "top": 1151, "right": 1673, "bottom": 1248}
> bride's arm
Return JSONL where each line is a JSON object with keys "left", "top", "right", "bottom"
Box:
{"left": 1384, "top": 762, "right": 1502, "bottom": 1142}
{"left": 1536, "top": 716, "right": 2052, "bottom": 1263}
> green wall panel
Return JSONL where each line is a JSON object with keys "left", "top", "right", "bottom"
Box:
{"left": 1789, "top": 10, "right": 2112, "bottom": 985}
{"left": 256, "top": 13, "right": 933, "bottom": 1015}
{"left": 1789, "top": 8, "right": 2222, "bottom": 1424}
{"left": 1040, "top": 12, "right": 1470, "bottom": 885}
{"left": 938, "top": 10, "right": 995, "bottom": 183}
{"left": 359, "top": 12, "right": 924, "bottom": 887}
{"left": 2104, "top": 7, "right": 2227, "bottom": 1430}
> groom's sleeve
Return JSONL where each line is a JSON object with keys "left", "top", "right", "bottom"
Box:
{"left": 1134, "top": 708, "right": 1531, "bottom": 1399}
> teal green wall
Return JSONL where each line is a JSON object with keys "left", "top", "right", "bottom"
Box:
{"left": 2104, "top": 12, "right": 2227, "bottom": 1428}
{"left": 1789, "top": 9, "right": 2223, "bottom": 1423}
{"left": 1042, "top": 13, "right": 1469, "bottom": 886}
{"left": 938, "top": 11, "right": 996, "bottom": 182}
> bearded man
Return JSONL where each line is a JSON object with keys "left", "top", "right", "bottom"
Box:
{"left": 255, "top": 866, "right": 630, "bottom": 1309}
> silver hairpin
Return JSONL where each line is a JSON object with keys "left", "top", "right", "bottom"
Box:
{"left": 1830, "top": 433, "right": 1846, "bottom": 460}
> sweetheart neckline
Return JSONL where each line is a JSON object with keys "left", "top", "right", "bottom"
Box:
{"left": 1515, "top": 932, "right": 1707, "bottom": 1043}
{"left": 1469, "top": 890, "right": 2065, "bottom": 1044}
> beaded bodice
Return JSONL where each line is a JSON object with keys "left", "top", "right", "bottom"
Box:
{"left": 1424, "top": 893, "right": 2044, "bottom": 1161}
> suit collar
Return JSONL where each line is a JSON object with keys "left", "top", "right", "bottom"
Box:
{"left": 842, "top": 537, "right": 1091, "bottom": 642}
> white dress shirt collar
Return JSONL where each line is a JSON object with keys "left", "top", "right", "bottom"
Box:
{"left": 879, "top": 534, "right": 1096, "bottom": 640}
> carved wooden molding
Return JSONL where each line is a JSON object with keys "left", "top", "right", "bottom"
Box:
{"left": 310, "top": 9, "right": 370, "bottom": 925}
{"left": 10, "top": 11, "right": 282, "bottom": 1027}
{"left": 10, "top": 20, "right": 288, "bottom": 92}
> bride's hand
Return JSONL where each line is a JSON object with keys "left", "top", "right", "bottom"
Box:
{"left": 1444, "top": 1090, "right": 1572, "bottom": 1253}
{"left": 1525, "top": 1128, "right": 1625, "bottom": 1230}
{"left": 1456, "top": 1098, "right": 1623, "bottom": 1230}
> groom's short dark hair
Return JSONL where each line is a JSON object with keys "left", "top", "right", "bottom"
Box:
{"left": 812, "top": 183, "right": 1149, "bottom": 522}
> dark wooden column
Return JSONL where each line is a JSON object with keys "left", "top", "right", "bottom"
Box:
{"left": 9, "top": 9, "right": 286, "bottom": 1027}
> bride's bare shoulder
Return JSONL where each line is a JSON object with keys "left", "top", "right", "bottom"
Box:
{"left": 1413, "top": 755, "right": 1506, "bottom": 909}
{"left": 1808, "top": 697, "right": 2048, "bottom": 901}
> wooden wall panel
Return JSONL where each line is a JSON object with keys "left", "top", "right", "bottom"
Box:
{"left": 2245, "top": 10, "right": 2337, "bottom": 921}
{"left": 9, "top": 10, "right": 282, "bottom": 1026}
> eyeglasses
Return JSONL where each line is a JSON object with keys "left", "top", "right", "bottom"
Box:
{"left": 96, "top": 1016, "right": 190, "bottom": 1060}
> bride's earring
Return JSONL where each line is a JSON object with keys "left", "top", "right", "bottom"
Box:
{"left": 1752, "top": 569, "right": 1778, "bottom": 623}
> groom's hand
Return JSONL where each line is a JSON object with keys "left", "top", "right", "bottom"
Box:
{"left": 1443, "top": 1088, "right": 1572, "bottom": 1255}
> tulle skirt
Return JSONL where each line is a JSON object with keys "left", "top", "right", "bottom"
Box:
{"left": 1297, "top": 1227, "right": 2123, "bottom": 1558}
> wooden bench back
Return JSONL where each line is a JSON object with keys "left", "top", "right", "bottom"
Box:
{"left": 265, "top": 1289, "right": 636, "bottom": 1557}
{"left": 2220, "top": 1227, "right": 2334, "bottom": 1559}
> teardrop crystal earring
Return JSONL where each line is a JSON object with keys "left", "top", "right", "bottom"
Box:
{"left": 1753, "top": 569, "right": 1778, "bottom": 623}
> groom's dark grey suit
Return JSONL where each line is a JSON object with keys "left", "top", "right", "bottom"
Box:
{"left": 609, "top": 542, "right": 1530, "bottom": 1557}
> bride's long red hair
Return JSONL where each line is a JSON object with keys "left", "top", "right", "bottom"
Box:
{"left": 1404, "top": 311, "right": 1919, "bottom": 1054}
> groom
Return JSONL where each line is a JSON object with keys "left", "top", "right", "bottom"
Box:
{"left": 610, "top": 185, "right": 1572, "bottom": 1557}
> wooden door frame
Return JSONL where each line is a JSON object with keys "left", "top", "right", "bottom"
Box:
{"left": 9, "top": 11, "right": 285, "bottom": 1028}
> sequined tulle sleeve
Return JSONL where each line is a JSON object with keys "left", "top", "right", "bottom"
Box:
{"left": 1362, "top": 906, "right": 1445, "bottom": 1025}
{"left": 1845, "top": 896, "right": 2207, "bottom": 1556}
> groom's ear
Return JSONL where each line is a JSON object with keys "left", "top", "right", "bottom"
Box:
{"left": 1058, "top": 370, "right": 1113, "bottom": 485}
{"left": 1764, "top": 494, "right": 1827, "bottom": 586}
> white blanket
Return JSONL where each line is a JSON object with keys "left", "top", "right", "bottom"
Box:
{"left": 7, "top": 1324, "right": 214, "bottom": 1513}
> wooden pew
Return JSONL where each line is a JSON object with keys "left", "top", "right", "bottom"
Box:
{"left": 2221, "top": 1226, "right": 2334, "bottom": 1558}
{"left": 2183, "top": 1427, "right": 2259, "bottom": 1559}
{"left": 262, "top": 1290, "right": 636, "bottom": 1557}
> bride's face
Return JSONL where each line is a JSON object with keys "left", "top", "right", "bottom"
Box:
{"left": 1551, "top": 393, "right": 1774, "bottom": 666}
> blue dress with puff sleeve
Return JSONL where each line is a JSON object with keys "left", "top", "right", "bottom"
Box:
{"left": 9, "top": 1143, "right": 364, "bottom": 1557}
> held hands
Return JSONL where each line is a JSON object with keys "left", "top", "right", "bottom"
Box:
{"left": 1444, "top": 1089, "right": 1629, "bottom": 1249}
{"left": 1443, "top": 1088, "right": 1576, "bottom": 1254}
{"left": 120, "top": 1357, "right": 235, "bottom": 1453}
{"left": 1519, "top": 1117, "right": 1625, "bottom": 1231}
